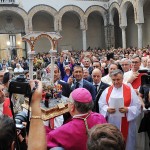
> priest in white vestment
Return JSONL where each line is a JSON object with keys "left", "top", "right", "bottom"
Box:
{"left": 99, "top": 69, "right": 141, "bottom": 150}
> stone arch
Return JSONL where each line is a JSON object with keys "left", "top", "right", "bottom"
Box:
{"left": 33, "top": 34, "right": 54, "bottom": 50}
{"left": 85, "top": 5, "right": 107, "bottom": 28}
{"left": 109, "top": 2, "right": 120, "bottom": 25}
{"left": 58, "top": 5, "right": 85, "bottom": 31}
{"left": 28, "top": 5, "right": 57, "bottom": 31}
{"left": 120, "top": 0, "right": 135, "bottom": 26}
{"left": 0, "top": 7, "right": 28, "bottom": 33}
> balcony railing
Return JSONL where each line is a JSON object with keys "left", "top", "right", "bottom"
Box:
{"left": 0, "top": 0, "right": 18, "bottom": 5}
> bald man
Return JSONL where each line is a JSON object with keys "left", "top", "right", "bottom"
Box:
{"left": 92, "top": 68, "right": 109, "bottom": 113}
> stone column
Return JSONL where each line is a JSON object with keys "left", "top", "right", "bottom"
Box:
{"left": 104, "top": 25, "right": 115, "bottom": 49}
{"left": 25, "top": 20, "right": 30, "bottom": 34}
{"left": 137, "top": 23, "right": 143, "bottom": 49}
{"left": 120, "top": 26, "right": 127, "bottom": 49}
{"left": 82, "top": 30, "right": 87, "bottom": 51}
{"left": 28, "top": 50, "right": 35, "bottom": 80}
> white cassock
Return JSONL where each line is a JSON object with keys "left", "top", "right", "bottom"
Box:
{"left": 101, "top": 74, "right": 112, "bottom": 85}
{"left": 98, "top": 85, "right": 141, "bottom": 150}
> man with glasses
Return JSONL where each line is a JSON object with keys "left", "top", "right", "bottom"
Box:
{"left": 123, "top": 55, "right": 145, "bottom": 90}
{"left": 120, "top": 58, "right": 131, "bottom": 73}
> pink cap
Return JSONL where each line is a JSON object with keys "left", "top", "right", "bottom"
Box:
{"left": 71, "top": 88, "right": 92, "bottom": 103}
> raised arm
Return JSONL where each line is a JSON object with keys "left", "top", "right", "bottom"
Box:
{"left": 28, "top": 80, "right": 46, "bottom": 150}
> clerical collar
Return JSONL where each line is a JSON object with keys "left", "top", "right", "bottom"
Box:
{"left": 113, "top": 84, "right": 123, "bottom": 90}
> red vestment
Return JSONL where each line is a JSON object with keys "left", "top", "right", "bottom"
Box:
{"left": 106, "top": 84, "right": 131, "bottom": 141}
{"left": 131, "top": 73, "right": 145, "bottom": 89}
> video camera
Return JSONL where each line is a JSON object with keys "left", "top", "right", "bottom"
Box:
{"left": 8, "top": 74, "right": 31, "bottom": 97}
{"left": 138, "top": 70, "right": 150, "bottom": 87}
{"left": 138, "top": 70, "right": 150, "bottom": 109}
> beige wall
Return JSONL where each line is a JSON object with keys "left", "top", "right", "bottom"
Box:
{"left": 59, "top": 13, "right": 82, "bottom": 50}
{"left": 87, "top": 13, "right": 105, "bottom": 49}
{"left": 32, "top": 12, "right": 54, "bottom": 32}
{"left": 126, "top": 18, "right": 138, "bottom": 48}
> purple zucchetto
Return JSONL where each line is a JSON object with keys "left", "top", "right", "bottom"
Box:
{"left": 71, "top": 88, "right": 92, "bottom": 103}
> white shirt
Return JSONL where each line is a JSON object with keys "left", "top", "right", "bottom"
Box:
{"left": 14, "top": 67, "right": 24, "bottom": 73}
{"left": 93, "top": 81, "right": 101, "bottom": 92}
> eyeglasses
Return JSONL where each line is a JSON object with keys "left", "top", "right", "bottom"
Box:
{"left": 121, "top": 64, "right": 129, "bottom": 66}
{"left": 131, "top": 61, "right": 140, "bottom": 64}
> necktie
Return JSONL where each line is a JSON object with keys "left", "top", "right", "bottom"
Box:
{"left": 94, "top": 85, "right": 98, "bottom": 94}
{"left": 75, "top": 82, "right": 79, "bottom": 89}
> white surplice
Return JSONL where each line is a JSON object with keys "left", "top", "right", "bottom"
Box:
{"left": 98, "top": 85, "right": 141, "bottom": 150}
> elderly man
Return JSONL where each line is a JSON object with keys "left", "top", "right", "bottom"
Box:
{"left": 47, "top": 88, "right": 106, "bottom": 150}
{"left": 120, "top": 58, "right": 131, "bottom": 73}
{"left": 99, "top": 69, "right": 141, "bottom": 150}
{"left": 14, "top": 63, "right": 24, "bottom": 73}
{"left": 82, "top": 57, "right": 93, "bottom": 74}
{"left": 83, "top": 67, "right": 90, "bottom": 80}
{"left": 101, "top": 63, "right": 118, "bottom": 85}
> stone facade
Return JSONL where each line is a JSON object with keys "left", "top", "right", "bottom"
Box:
{"left": 0, "top": 0, "right": 149, "bottom": 56}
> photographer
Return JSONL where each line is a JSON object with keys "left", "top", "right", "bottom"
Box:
{"left": 139, "top": 83, "right": 150, "bottom": 147}
{"left": 1, "top": 79, "right": 46, "bottom": 150}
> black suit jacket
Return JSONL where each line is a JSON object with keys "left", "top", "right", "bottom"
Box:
{"left": 94, "top": 82, "right": 110, "bottom": 113}
{"left": 71, "top": 79, "right": 96, "bottom": 101}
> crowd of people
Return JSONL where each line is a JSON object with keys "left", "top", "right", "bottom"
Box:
{"left": 0, "top": 46, "right": 150, "bottom": 150}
